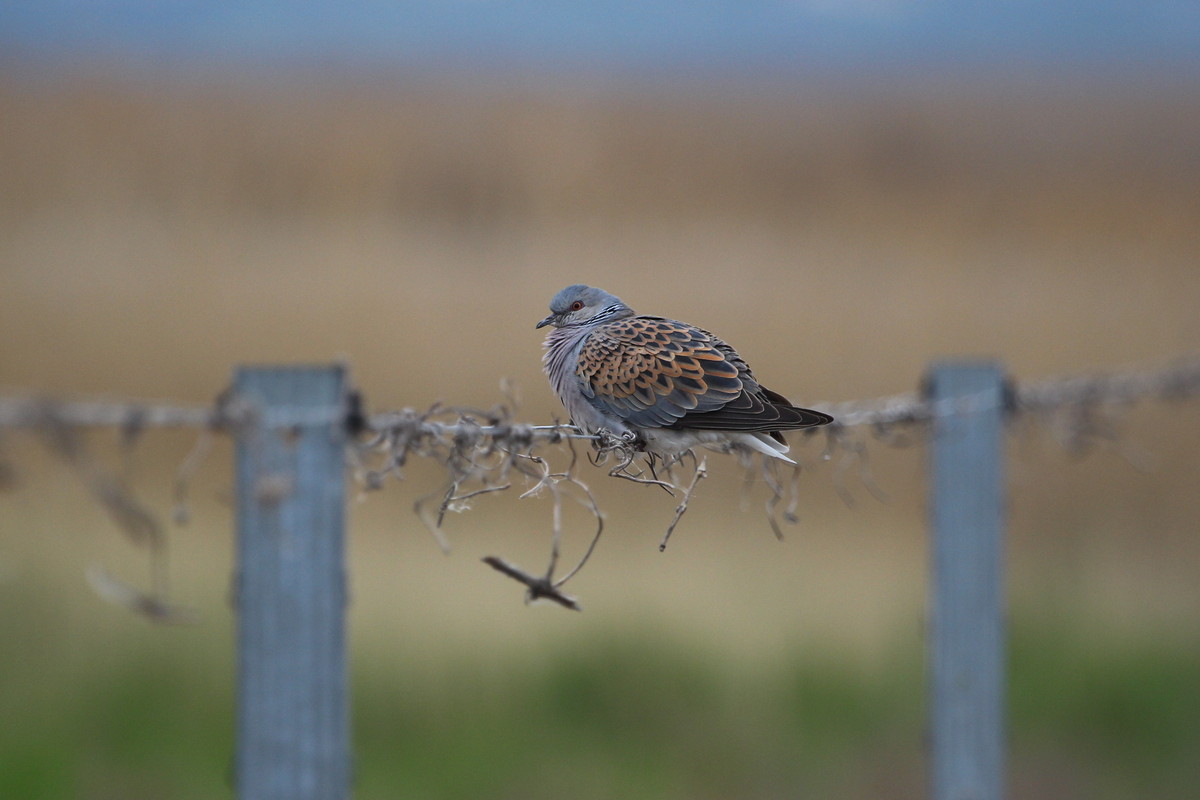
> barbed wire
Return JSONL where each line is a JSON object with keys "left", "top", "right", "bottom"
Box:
{"left": 4, "top": 356, "right": 1197, "bottom": 433}
{"left": 1, "top": 356, "right": 1198, "bottom": 613}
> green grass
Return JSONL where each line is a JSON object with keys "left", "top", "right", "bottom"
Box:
{"left": 1009, "top": 622, "right": 1200, "bottom": 799}
{"left": 1, "top": 589, "right": 1197, "bottom": 800}
{"left": 0, "top": 595, "right": 234, "bottom": 800}
{"left": 351, "top": 633, "right": 921, "bottom": 800}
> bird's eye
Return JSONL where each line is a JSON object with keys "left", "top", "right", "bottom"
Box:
{"left": 570, "top": 301, "right": 584, "bottom": 311}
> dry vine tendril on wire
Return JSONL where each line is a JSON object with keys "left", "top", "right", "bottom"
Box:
{"left": 3, "top": 357, "right": 1196, "bottom": 615}
{"left": 351, "top": 397, "right": 849, "bottom": 610}
{"left": 350, "top": 356, "right": 1200, "bottom": 609}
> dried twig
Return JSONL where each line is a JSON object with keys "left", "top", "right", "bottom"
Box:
{"left": 481, "top": 556, "right": 581, "bottom": 610}
{"left": 658, "top": 457, "right": 708, "bottom": 551}
{"left": 760, "top": 457, "right": 788, "bottom": 541}
{"left": 87, "top": 565, "right": 199, "bottom": 624}
{"left": 172, "top": 425, "right": 217, "bottom": 526}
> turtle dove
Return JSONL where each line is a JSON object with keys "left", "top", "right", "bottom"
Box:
{"left": 537, "top": 285, "right": 832, "bottom": 463}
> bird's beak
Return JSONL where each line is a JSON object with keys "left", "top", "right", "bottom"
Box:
{"left": 535, "top": 314, "right": 555, "bottom": 329}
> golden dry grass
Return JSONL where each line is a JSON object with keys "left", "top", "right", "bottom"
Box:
{"left": 1, "top": 68, "right": 1198, "bottom": 648}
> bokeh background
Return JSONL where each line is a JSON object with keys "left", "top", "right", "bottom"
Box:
{"left": 2, "top": 3, "right": 1199, "bottom": 798}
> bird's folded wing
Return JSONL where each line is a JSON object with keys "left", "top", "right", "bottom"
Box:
{"left": 576, "top": 317, "right": 743, "bottom": 428}
{"left": 670, "top": 386, "right": 833, "bottom": 432}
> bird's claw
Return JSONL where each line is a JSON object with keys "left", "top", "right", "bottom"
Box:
{"left": 620, "top": 430, "right": 647, "bottom": 452}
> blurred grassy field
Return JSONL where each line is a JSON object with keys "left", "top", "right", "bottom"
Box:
{"left": 1, "top": 68, "right": 1199, "bottom": 798}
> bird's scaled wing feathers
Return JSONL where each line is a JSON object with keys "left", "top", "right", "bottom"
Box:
{"left": 577, "top": 316, "right": 833, "bottom": 434}
{"left": 670, "top": 384, "right": 833, "bottom": 433}
{"left": 576, "top": 317, "right": 743, "bottom": 428}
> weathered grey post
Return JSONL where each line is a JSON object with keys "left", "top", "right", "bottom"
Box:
{"left": 233, "top": 365, "right": 350, "bottom": 800}
{"left": 926, "top": 362, "right": 1006, "bottom": 800}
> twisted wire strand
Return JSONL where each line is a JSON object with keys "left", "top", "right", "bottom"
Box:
{"left": 3, "top": 356, "right": 1197, "bottom": 614}
{"left": 0, "top": 357, "right": 1194, "bottom": 438}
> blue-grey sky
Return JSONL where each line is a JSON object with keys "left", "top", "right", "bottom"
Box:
{"left": 3, "top": 1, "right": 1199, "bottom": 79}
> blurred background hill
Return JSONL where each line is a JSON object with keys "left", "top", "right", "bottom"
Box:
{"left": 1, "top": 3, "right": 1198, "bottom": 798}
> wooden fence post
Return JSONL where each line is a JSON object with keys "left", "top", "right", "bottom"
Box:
{"left": 926, "top": 362, "right": 1007, "bottom": 800}
{"left": 233, "top": 365, "right": 351, "bottom": 800}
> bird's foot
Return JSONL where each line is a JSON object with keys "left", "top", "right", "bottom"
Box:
{"left": 621, "top": 430, "right": 648, "bottom": 452}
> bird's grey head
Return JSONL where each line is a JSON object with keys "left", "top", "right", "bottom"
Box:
{"left": 535, "top": 284, "right": 633, "bottom": 329}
